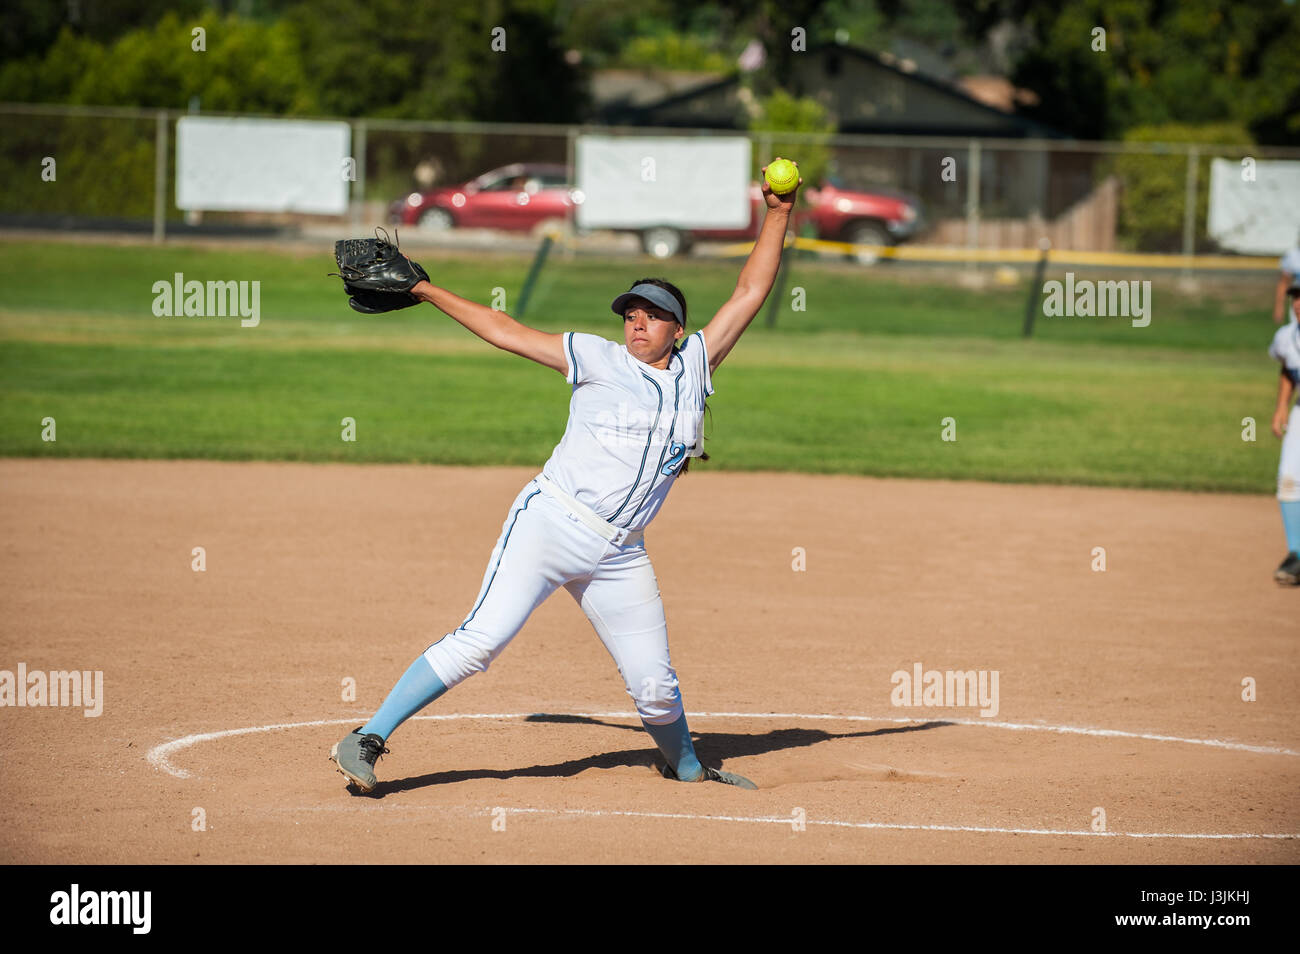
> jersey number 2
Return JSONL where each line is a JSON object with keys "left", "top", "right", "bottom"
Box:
{"left": 661, "top": 441, "right": 687, "bottom": 476}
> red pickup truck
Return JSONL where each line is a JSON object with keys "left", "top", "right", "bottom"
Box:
{"left": 645, "top": 177, "right": 924, "bottom": 263}
{"left": 390, "top": 163, "right": 924, "bottom": 264}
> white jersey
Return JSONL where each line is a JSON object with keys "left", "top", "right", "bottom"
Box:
{"left": 539, "top": 329, "right": 715, "bottom": 532}
{"left": 1270, "top": 320, "right": 1300, "bottom": 386}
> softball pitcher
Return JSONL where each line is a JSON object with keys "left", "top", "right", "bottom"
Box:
{"left": 330, "top": 161, "right": 801, "bottom": 793}
{"left": 1270, "top": 283, "right": 1300, "bottom": 585}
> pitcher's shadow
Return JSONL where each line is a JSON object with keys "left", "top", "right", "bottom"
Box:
{"left": 359, "top": 713, "right": 955, "bottom": 797}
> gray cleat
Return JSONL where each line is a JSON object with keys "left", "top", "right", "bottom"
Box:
{"left": 1275, "top": 552, "right": 1300, "bottom": 586}
{"left": 662, "top": 762, "right": 758, "bottom": 790}
{"left": 330, "top": 727, "right": 389, "bottom": 793}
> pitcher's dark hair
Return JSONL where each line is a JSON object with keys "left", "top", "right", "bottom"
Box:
{"left": 625, "top": 277, "right": 711, "bottom": 475}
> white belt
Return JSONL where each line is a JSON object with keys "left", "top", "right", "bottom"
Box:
{"left": 535, "top": 474, "right": 644, "bottom": 547}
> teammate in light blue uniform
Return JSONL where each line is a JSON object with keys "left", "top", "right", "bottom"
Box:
{"left": 330, "top": 161, "right": 801, "bottom": 793}
{"left": 1269, "top": 282, "right": 1300, "bottom": 584}
{"left": 1273, "top": 231, "right": 1300, "bottom": 325}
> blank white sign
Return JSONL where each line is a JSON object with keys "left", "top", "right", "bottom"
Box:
{"left": 1207, "top": 158, "right": 1300, "bottom": 255}
{"left": 176, "top": 117, "right": 351, "bottom": 214}
{"left": 575, "top": 136, "right": 752, "bottom": 229}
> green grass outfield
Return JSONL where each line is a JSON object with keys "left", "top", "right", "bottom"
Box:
{"left": 0, "top": 238, "right": 1286, "bottom": 493}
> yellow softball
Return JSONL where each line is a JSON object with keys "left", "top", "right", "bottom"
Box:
{"left": 764, "top": 158, "right": 799, "bottom": 195}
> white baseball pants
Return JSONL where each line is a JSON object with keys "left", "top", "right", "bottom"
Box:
{"left": 1281, "top": 404, "right": 1300, "bottom": 502}
{"left": 423, "top": 477, "right": 684, "bottom": 724}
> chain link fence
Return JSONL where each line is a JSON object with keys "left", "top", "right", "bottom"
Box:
{"left": 3, "top": 103, "right": 1298, "bottom": 264}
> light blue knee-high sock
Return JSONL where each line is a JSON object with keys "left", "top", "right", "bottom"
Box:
{"left": 359, "top": 656, "right": 448, "bottom": 741}
{"left": 642, "top": 712, "right": 704, "bottom": 781}
{"left": 1283, "top": 501, "right": 1300, "bottom": 554}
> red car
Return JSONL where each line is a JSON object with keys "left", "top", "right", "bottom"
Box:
{"left": 391, "top": 164, "right": 923, "bottom": 263}
{"left": 646, "top": 177, "right": 924, "bottom": 263}
{"left": 390, "top": 163, "right": 576, "bottom": 234}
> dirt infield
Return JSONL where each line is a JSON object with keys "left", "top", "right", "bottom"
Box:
{"left": 0, "top": 458, "right": 1296, "bottom": 864}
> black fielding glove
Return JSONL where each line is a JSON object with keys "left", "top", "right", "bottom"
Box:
{"left": 329, "top": 229, "right": 429, "bottom": 314}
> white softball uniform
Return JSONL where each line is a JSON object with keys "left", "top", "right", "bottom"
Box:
{"left": 1270, "top": 321, "right": 1300, "bottom": 502}
{"left": 544, "top": 330, "right": 714, "bottom": 530}
{"left": 422, "top": 330, "right": 715, "bottom": 724}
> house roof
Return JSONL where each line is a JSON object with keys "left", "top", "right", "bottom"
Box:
{"left": 586, "top": 40, "right": 1063, "bottom": 139}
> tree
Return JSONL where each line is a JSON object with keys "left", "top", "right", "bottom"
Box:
{"left": 0, "top": 11, "right": 314, "bottom": 113}
{"left": 952, "top": 0, "right": 1300, "bottom": 144}
{"left": 1111, "top": 122, "right": 1254, "bottom": 252}
{"left": 706, "top": 0, "right": 835, "bottom": 91}
{"left": 747, "top": 87, "right": 836, "bottom": 203}
{"left": 286, "top": 0, "right": 588, "bottom": 121}
{"left": 0, "top": 0, "right": 206, "bottom": 62}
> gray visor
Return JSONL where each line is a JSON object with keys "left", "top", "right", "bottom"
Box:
{"left": 610, "top": 283, "right": 684, "bottom": 326}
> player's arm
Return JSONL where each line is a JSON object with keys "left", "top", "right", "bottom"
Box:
{"left": 1275, "top": 272, "right": 1292, "bottom": 324}
{"left": 700, "top": 164, "right": 799, "bottom": 374}
{"left": 413, "top": 281, "right": 566, "bottom": 375}
{"left": 1273, "top": 369, "right": 1296, "bottom": 438}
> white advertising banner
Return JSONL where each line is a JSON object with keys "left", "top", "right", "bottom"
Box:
{"left": 1207, "top": 158, "right": 1300, "bottom": 255}
{"left": 176, "top": 117, "right": 351, "bottom": 214}
{"left": 575, "top": 136, "right": 752, "bottom": 229}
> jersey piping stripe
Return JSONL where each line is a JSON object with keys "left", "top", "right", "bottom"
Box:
{"left": 607, "top": 373, "right": 664, "bottom": 523}
{"left": 661, "top": 346, "right": 681, "bottom": 373}
{"left": 625, "top": 363, "right": 686, "bottom": 526}
{"left": 566, "top": 333, "right": 578, "bottom": 383}
{"left": 457, "top": 488, "right": 542, "bottom": 632}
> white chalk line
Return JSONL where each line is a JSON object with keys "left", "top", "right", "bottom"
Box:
{"left": 146, "top": 710, "right": 1300, "bottom": 780}
{"left": 143, "top": 710, "right": 1300, "bottom": 842}
{"left": 252, "top": 804, "right": 1299, "bottom": 840}
{"left": 495, "top": 807, "right": 1298, "bottom": 840}
{"left": 245, "top": 805, "right": 1300, "bottom": 842}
